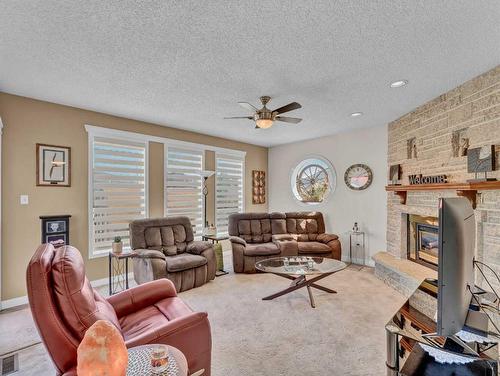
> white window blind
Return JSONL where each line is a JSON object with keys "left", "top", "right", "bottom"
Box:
{"left": 165, "top": 147, "right": 204, "bottom": 237}
{"left": 216, "top": 153, "right": 244, "bottom": 235}
{"left": 90, "top": 137, "right": 147, "bottom": 257}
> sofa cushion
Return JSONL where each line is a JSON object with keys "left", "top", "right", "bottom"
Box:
{"left": 297, "top": 241, "right": 331, "bottom": 254}
{"left": 244, "top": 242, "right": 280, "bottom": 256}
{"left": 145, "top": 227, "right": 162, "bottom": 249}
{"left": 271, "top": 219, "right": 287, "bottom": 234}
{"left": 165, "top": 253, "right": 207, "bottom": 272}
{"left": 161, "top": 227, "right": 175, "bottom": 247}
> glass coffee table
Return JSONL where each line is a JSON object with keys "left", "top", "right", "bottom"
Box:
{"left": 255, "top": 256, "right": 346, "bottom": 308}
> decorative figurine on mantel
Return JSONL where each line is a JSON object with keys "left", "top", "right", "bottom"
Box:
{"left": 389, "top": 164, "right": 402, "bottom": 185}
{"left": 467, "top": 145, "right": 497, "bottom": 182}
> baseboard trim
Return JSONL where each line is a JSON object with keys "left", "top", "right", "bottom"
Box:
{"left": 1, "top": 272, "right": 135, "bottom": 311}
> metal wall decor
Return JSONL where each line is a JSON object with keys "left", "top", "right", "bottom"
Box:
{"left": 467, "top": 145, "right": 496, "bottom": 182}
{"left": 451, "top": 128, "right": 469, "bottom": 157}
{"left": 389, "top": 164, "right": 402, "bottom": 185}
{"left": 344, "top": 164, "right": 373, "bottom": 190}
{"left": 408, "top": 174, "right": 447, "bottom": 185}
{"left": 252, "top": 170, "right": 266, "bottom": 204}
{"left": 36, "top": 143, "right": 71, "bottom": 186}
{"left": 407, "top": 137, "right": 417, "bottom": 159}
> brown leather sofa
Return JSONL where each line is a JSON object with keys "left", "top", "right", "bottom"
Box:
{"left": 229, "top": 211, "right": 341, "bottom": 273}
{"left": 129, "top": 217, "right": 216, "bottom": 292}
{"left": 27, "top": 244, "right": 212, "bottom": 375}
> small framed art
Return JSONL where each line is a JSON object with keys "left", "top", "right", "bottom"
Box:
{"left": 36, "top": 144, "right": 71, "bottom": 186}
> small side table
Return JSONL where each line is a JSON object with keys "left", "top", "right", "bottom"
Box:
{"left": 349, "top": 231, "right": 366, "bottom": 266}
{"left": 202, "top": 234, "right": 229, "bottom": 276}
{"left": 126, "top": 344, "right": 188, "bottom": 376}
{"left": 108, "top": 250, "right": 136, "bottom": 295}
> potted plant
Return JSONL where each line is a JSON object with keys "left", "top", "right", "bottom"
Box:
{"left": 112, "top": 236, "right": 123, "bottom": 254}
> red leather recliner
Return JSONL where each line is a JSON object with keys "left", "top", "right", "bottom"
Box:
{"left": 26, "top": 244, "right": 211, "bottom": 375}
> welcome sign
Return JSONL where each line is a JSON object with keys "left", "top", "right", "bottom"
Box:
{"left": 408, "top": 174, "right": 447, "bottom": 185}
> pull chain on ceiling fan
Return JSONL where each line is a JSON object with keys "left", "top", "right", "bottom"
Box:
{"left": 224, "top": 96, "right": 302, "bottom": 129}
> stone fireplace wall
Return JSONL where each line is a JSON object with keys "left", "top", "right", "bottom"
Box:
{"left": 387, "top": 65, "right": 500, "bottom": 289}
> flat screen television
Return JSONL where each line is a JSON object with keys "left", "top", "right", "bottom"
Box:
{"left": 437, "top": 197, "right": 476, "bottom": 337}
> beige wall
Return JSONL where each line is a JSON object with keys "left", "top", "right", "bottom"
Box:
{"left": 0, "top": 93, "right": 268, "bottom": 300}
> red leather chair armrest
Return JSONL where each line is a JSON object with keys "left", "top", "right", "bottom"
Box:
{"left": 125, "top": 311, "right": 209, "bottom": 348}
{"left": 107, "top": 279, "right": 177, "bottom": 318}
{"left": 317, "top": 233, "right": 339, "bottom": 243}
{"left": 62, "top": 368, "right": 77, "bottom": 376}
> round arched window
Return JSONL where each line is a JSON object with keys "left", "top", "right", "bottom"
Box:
{"left": 290, "top": 156, "right": 336, "bottom": 205}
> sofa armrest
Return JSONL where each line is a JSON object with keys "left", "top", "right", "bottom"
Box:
{"left": 187, "top": 241, "right": 213, "bottom": 255}
{"left": 124, "top": 311, "right": 209, "bottom": 347}
{"left": 107, "top": 279, "right": 177, "bottom": 318}
{"left": 134, "top": 248, "right": 166, "bottom": 260}
{"left": 272, "top": 234, "right": 294, "bottom": 242}
{"left": 229, "top": 236, "right": 246, "bottom": 246}
{"left": 317, "top": 233, "right": 339, "bottom": 244}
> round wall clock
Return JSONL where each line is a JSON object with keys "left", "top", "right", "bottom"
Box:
{"left": 344, "top": 164, "right": 373, "bottom": 190}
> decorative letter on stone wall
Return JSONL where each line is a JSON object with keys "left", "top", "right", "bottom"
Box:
{"left": 451, "top": 128, "right": 469, "bottom": 157}
{"left": 407, "top": 137, "right": 417, "bottom": 159}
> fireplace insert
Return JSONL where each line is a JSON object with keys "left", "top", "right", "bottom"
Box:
{"left": 407, "top": 215, "right": 439, "bottom": 270}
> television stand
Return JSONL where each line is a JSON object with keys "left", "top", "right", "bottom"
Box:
{"left": 386, "top": 279, "right": 499, "bottom": 376}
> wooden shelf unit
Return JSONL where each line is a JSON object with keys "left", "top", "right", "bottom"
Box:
{"left": 386, "top": 181, "right": 500, "bottom": 209}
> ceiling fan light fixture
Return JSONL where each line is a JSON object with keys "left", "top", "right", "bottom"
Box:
{"left": 255, "top": 119, "right": 274, "bottom": 129}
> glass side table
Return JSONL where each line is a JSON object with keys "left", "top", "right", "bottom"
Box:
{"left": 349, "top": 231, "right": 365, "bottom": 266}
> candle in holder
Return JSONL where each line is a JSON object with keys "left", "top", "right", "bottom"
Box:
{"left": 150, "top": 345, "right": 169, "bottom": 373}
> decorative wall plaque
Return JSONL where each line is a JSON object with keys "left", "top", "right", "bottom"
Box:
{"left": 451, "top": 128, "right": 469, "bottom": 157}
{"left": 409, "top": 174, "right": 447, "bottom": 185}
{"left": 252, "top": 170, "right": 266, "bottom": 204}
{"left": 36, "top": 143, "right": 71, "bottom": 186}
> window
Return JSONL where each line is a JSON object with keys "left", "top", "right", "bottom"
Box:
{"left": 290, "top": 156, "right": 335, "bottom": 205}
{"left": 216, "top": 153, "right": 244, "bottom": 235}
{"left": 165, "top": 147, "right": 204, "bottom": 237}
{"left": 89, "top": 136, "right": 147, "bottom": 257}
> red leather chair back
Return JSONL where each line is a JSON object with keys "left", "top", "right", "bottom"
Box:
{"left": 26, "top": 244, "right": 80, "bottom": 374}
{"left": 27, "top": 244, "right": 121, "bottom": 374}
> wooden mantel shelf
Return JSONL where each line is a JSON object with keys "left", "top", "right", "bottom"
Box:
{"left": 385, "top": 181, "right": 500, "bottom": 209}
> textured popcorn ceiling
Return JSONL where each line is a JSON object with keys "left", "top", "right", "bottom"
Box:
{"left": 0, "top": 1, "right": 499, "bottom": 146}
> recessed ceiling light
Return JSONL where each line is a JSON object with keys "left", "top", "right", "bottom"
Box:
{"left": 390, "top": 80, "right": 408, "bottom": 88}
{"left": 350, "top": 112, "right": 363, "bottom": 117}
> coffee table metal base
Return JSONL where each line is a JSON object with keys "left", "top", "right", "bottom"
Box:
{"left": 262, "top": 272, "right": 336, "bottom": 308}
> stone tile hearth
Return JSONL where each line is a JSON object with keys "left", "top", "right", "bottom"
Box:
{"left": 373, "top": 251, "right": 437, "bottom": 297}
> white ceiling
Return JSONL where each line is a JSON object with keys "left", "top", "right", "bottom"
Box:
{"left": 1, "top": 1, "right": 499, "bottom": 147}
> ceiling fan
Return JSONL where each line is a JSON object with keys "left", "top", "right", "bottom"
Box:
{"left": 224, "top": 96, "right": 302, "bottom": 129}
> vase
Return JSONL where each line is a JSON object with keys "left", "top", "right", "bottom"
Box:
{"left": 112, "top": 241, "right": 123, "bottom": 254}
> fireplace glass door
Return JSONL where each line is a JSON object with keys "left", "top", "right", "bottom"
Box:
{"left": 407, "top": 215, "right": 439, "bottom": 270}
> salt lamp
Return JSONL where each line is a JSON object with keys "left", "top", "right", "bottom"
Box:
{"left": 77, "top": 320, "right": 128, "bottom": 376}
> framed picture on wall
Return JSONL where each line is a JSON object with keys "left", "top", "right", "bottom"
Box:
{"left": 36, "top": 144, "right": 71, "bottom": 186}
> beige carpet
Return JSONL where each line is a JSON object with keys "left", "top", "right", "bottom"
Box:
{"left": 0, "top": 254, "right": 405, "bottom": 375}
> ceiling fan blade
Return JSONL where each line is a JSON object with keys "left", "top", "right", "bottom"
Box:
{"left": 275, "top": 116, "right": 302, "bottom": 124}
{"left": 273, "top": 102, "right": 302, "bottom": 114}
{"left": 238, "top": 102, "right": 258, "bottom": 112}
{"left": 224, "top": 116, "right": 253, "bottom": 119}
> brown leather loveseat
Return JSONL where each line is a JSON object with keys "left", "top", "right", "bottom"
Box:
{"left": 129, "top": 217, "right": 216, "bottom": 292}
{"left": 229, "top": 211, "right": 341, "bottom": 273}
